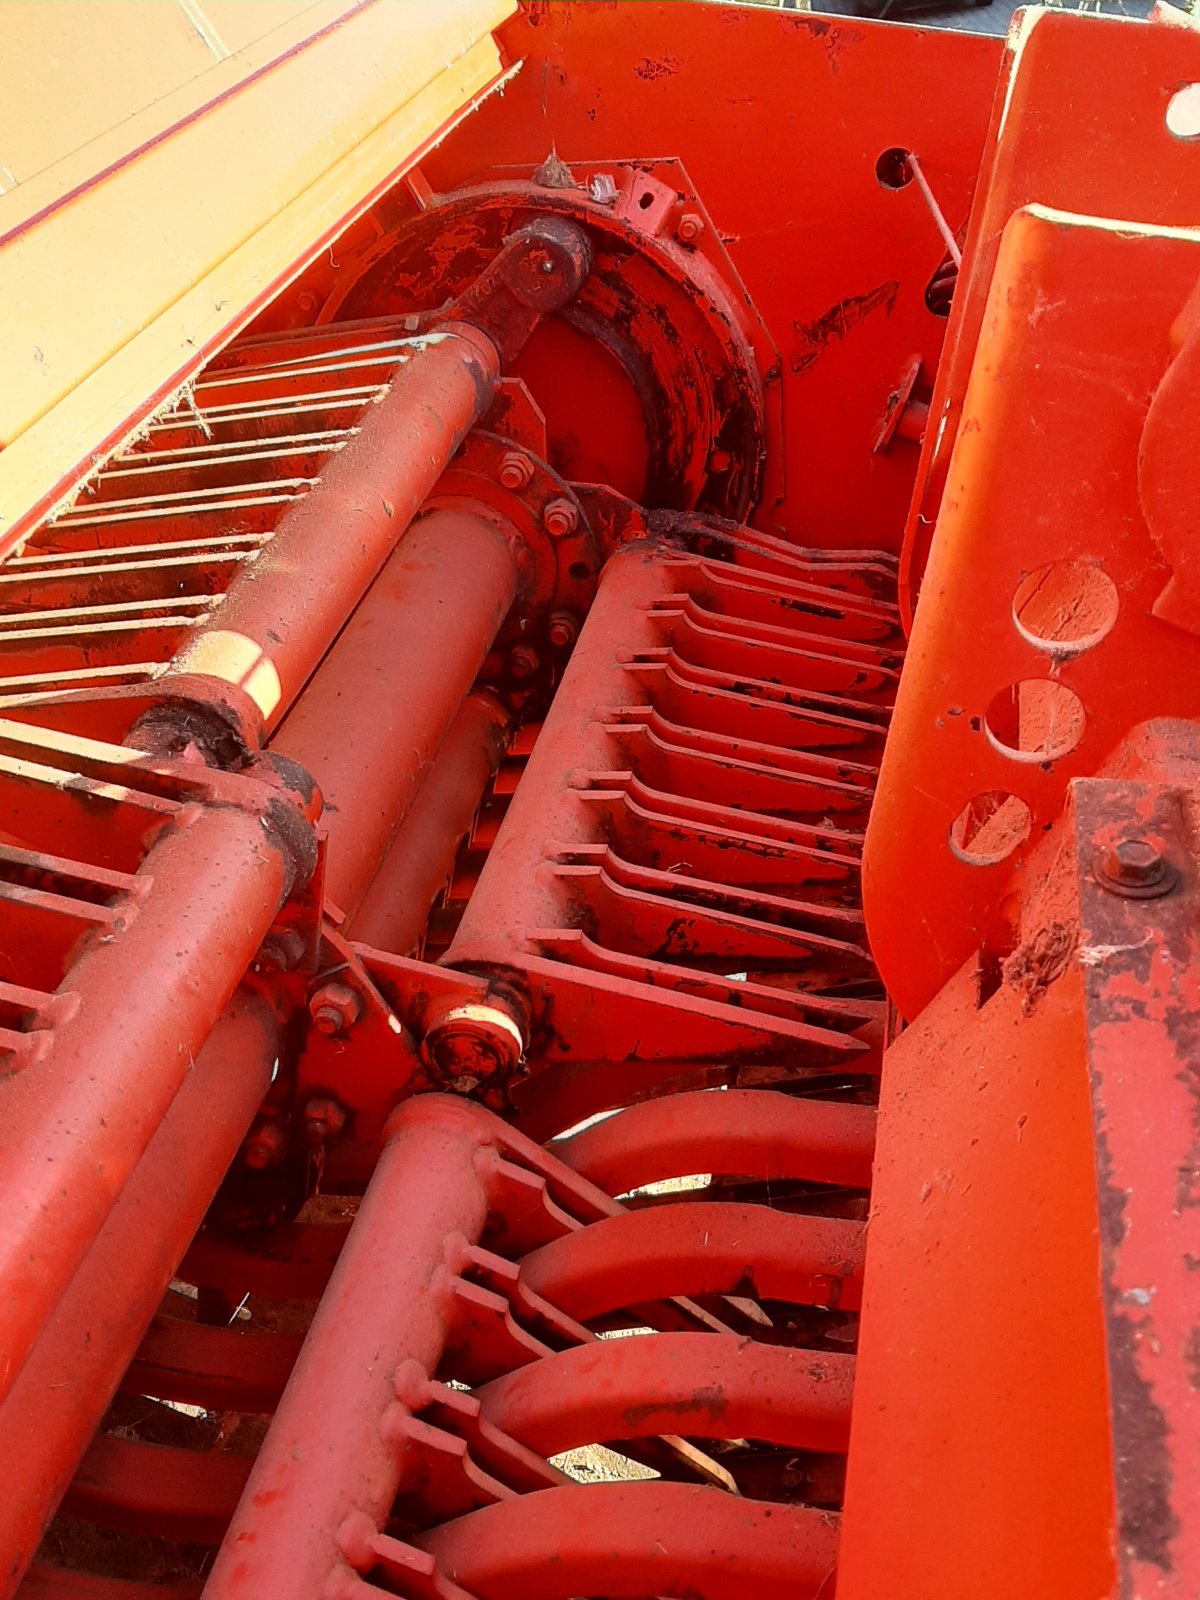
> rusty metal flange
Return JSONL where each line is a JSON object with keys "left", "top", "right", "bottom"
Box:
{"left": 424, "top": 429, "right": 598, "bottom": 650}
{"left": 316, "top": 161, "right": 779, "bottom": 523}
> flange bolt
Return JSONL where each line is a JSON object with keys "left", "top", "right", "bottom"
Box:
{"left": 499, "top": 451, "right": 534, "bottom": 491}
{"left": 302, "top": 1096, "right": 347, "bottom": 1145}
{"left": 309, "top": 981, "right": 363, "bottom": 1036}
{"left": 1097, "top": 837, "right": 1177, "bottom": 899}
{"left": 548, "top": 611, "right": 579, "bottom": 650}
{"left": 543, "top": 497, "right": 578, "bottom": 537}
{"left": 244, "top": 1120, "right": 286, "bottom": 1170}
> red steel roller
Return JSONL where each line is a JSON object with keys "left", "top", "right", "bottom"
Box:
{"left": 166, "top": 326, "right": 502, "bottom": 732}
{"left": 272, "top": 510, "right": 521, "bottom": 919}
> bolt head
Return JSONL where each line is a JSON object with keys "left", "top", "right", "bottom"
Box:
{"left": 308, "top": 981, "right": 362, "bottom": 1035}
{"left": 1110, "top": 839, "right": 1162, "bottom": 883}
{"left": 303, "top": 1095, "right": 347, "bottom": 1143}
{"left": 677, "top": 211, "right": 705, "bottom": 246}
{"left": 548, "top": 610, "right": 579, "bottom": 650}
{"left": 509, "top": 644, "right": 540, "bottom": 681}
{"left": 543, "top": 497, "right": 578, "bottom": 537}
{"left": 499, "top": 450, "right": 533, "bottom": 491}
{"left": 259, "top": 927, "right": 306, "bottom": 973}
{"left": 244, "top": 1121, "right": 286, "bottom": 1170}
{"left": 1097, "top": 837, "right": 1176, "bottom": 898}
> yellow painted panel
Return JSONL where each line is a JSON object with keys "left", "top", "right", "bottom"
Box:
{"left": 199, "top": 1, "right": 356, "bottom": 54}
{"left": 0, "top": 2, "right": 217, "bottom": 184}
{"left": 0, "top": 0, "right": 516, "bottom": 553}
{"left": 0, "top": 1, "right": 361, "bottom": 186}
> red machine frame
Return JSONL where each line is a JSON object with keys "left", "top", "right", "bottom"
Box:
{"left": 0, "top": 4, "right": 1197, "bottom": 1598}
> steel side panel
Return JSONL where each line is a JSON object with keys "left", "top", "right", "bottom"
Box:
{"left": 424, "top": 0, "right": 1002, "bottom": 552}
{"left": 838, "top": 956, "right": 1115, "bottom": 1600}
{"left": 897, "top": 4, "right": 1200, "bottom": 619}
{"left": 865, "top": 212, "right": 1200, "bottom": 1019}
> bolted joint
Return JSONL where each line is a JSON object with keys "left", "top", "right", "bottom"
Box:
{"left": 501, "top": 216, "right": 594, "bottom": 314}
{"left": 509, "top": 644, "right": 541, "bottom": 681}
{"left": 543, "top": 497, "right": 579, "bottom": 538}
{"left": 244, "top": 1119, "right": 287, "bottom": 1170}
{"left": 309, "top": 980, "right": 363, "bottom": 1036}
{"left": 127, "top": 676, "right": 265, "bottom": 769}
{"left": 258, "top": 926, "right": 306, "bottom": 974}
{"left": 302, "top": 1095, "right": 348, "bottom": 1146}
{"left": 422, "top": 991, "right": 528, "bottom": 1094}
{"left": 1096, "top": 837, "right": 1178, "bottom": 899}
{"left": 499, "top": 450, "right": 534, "bottom": 491}
{"left": 676, "top": 211, "right": 705, "bottom": 247}
{"left": 127, "top": 740, "right": 323, "bottom": 919}
{"left": 443, "top": 216, "right": 593, "bottom": 366}
{"left": 548, "top": 610, "right": 579, "bottom": 650}
{"left": 245, "top": 750, "right": 323, "bottom": 901}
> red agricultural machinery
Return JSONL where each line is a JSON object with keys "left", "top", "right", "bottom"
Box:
{"left": 0, "top": 2, "right": 1197, "bottom": 1596}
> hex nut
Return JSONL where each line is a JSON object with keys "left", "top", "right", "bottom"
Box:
{"left": 543, "top": 497, "right": 578, "bottom": 537}
{"left": 309, "top": 981, "right": 363, "bottom": 1035}
{"left": 499, "top": 451, "right": 534, "bottom": 491}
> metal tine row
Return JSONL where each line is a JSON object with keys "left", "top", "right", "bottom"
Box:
{"left": 58, "top": 477, "right": 320, "bottom": 521}
{"left": 656, "top": 506, "right": 898, "bottom": 578}
{"left": 0, "top": 614, "right": 204, "bottom": 691}
{"left": 595, "top": 756, "right": 869, "bottom": 880}
{"left": 600, "top": 713, "right": 876, "bottom": 826}
{"left": 554, "top": 844, "right": 867, "bottom": 938}
{"left": 621, "top": 655, "right": 890, "bottom": 764}
{"left": 7, "top": 534, "right": 266, "bottom": 567}
{"left": 662, "top": 555, "right": 901, "bottom": 643}
{"left": 149, "top": 384, "right": 388, "bottom": 432}
{"left": 0, "top": 660, "right": 163, "bottom": 705}
{"left": 546, "top": 857, "right": 872, "bottom": 973}
{"left": 150, "top": 1092, "right": 868, "bottom": 1598}
{"left": 0, "top": 563, "right": 233, "bottom": 615}
{"left": 650, "top": 599, "right": 901, "bottom": 702}
{"left": 528, "top": 932, "right": 881, "bottom": 1035}
{"left": 4, "top": 337, "right": 398, "bottom": 674}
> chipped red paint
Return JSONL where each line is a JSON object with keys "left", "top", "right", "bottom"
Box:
{"left": 1074, "top": 767, "right": 1200, "bottom": 1596}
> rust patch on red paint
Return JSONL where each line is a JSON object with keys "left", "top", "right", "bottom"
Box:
{"left": 623, "top": 1385, "right": 729, "bottom": 1429}
{"left": 1103, "top": 1265, "right": 1181, "bottom": 1572}
{"left": 790, "top": 283, "right": 899, "bottom": 374}
{"left": 634, "top": 54, "right": 681, "bottom": 81}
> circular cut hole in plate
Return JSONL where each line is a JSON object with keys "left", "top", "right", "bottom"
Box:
{"left": 875, "top": 147, "right": 914, "bottom": 189}
{"left": 949, "top": 791, "right": 1032, "bottom": 866}
{"left": 1167, "top": 83, "right": 1200, "bottom": 141}
{"left": 1013, "top": 560, "right": 1118, "bottom": 655}
{"left": 985, "top": 680, "right": 1085, "bottom": 763}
